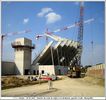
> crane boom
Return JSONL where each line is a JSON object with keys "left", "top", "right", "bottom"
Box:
{"left": 36, "top": 18, "right": 94, "bottom": 41}
{"left": 51, "top": 18, "right": 94, "bottom": 34}
{"left": 1, "top": 29, "right": 31, "bottom": 61}
{"left": 2, "top": 29, "right": 31, "bottom": 38}
{"left": 44, "top": 33, "right": 63, "bottom": 42}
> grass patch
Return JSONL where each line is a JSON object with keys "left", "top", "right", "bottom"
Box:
{"left": 1, "top": 76, "right": 62, "bottom": 90}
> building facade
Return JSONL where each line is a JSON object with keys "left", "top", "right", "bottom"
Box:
{"left": 2, "top": 38, "right": 35, "bottom": 76}
{"left": 2, "top": 61, "right": 15, "bottom": 75}
{"left": 12, "top": 38, "right": 35, "bottom": 75}
{"left": 31, "top": 65, "right": 68, "bottom": 75}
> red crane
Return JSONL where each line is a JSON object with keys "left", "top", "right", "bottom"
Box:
{"left": 36, "top": 18, "right": 94, "bottom": 40}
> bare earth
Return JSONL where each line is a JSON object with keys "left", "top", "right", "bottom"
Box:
{"left": 1, "top": 76, "right": 104, "bottom": 97}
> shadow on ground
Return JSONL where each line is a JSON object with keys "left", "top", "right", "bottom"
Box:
{"left": 30, "top": 88, "right": 59, "bottom": 96}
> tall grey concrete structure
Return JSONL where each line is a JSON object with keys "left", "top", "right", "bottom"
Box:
{"left": 12, "top": 38, "right": 34, "bottom": 75}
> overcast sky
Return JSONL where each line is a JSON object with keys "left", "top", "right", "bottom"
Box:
{"left": 1, "top": 1, "right": 105, "bottom": 66}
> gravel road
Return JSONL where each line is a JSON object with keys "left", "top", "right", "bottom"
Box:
{"left": 2, "top": 76, "right": 104, "bottom": 97}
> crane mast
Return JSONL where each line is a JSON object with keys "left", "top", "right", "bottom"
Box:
{"left": 77, "top": 2, "right": 84, "bottom": 66}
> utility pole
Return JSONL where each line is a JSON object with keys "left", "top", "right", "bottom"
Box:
{"left": 1, "top": 34, "right": 7, "bottom": 61}
{"left": 91, "top": 40, "right": 94, "bottom": 65}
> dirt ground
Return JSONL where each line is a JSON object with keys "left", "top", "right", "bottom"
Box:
{"left": 1, "top": 76, "right": 105, "bottom": 97}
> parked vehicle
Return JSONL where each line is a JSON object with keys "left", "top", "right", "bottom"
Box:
{"left": 68, "top": 66, "right": 81, "bottom": 78}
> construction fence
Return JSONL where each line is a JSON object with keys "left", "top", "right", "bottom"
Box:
{"left": 86, "top": 64, "right": 105, "bottom": 79}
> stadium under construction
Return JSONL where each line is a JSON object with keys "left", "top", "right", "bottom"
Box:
{"left": 1, "top": 2, "right": 94, "bottom": 77}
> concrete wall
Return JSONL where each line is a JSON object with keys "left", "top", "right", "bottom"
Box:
{"left": 55, "top": 66, "right": 68, "bottom": 75}
{"left": 31, "top": 65, "right": 68, "bottom": 75}
{"left": 2, "top": 61, "right": 16, "bottom": 76}
{"left": 24, "top": 48, "right": 31, "bottom": 70}
{"left": 39, "top": 65, "right": 55, "bottom": 75}
{"left": 15, "top": 38, "right": 32, "bottom": 46}
{"left": 86, "top": 64, "right": 105, "bottom": 79}
{"left": 13, "top": 38, "right": 33, "bottom": 75}
{"left": 14, "top": 50, "right": 24, "bottom": 75}
{"left": 14, "top": 48, "right": 31, "bottom": 75}
{"left": 30, "top": 64, "right": 39, "bottom": 75}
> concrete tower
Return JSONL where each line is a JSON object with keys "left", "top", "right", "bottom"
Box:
{"left": 12, "top": 38, "right": 35, "bottom": 75}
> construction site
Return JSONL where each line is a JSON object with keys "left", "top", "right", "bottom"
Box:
{"left": 1, "top": 1, "right": 105, "bottom": 97}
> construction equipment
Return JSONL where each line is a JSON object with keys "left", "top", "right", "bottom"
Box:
{"left": 69, "top": 2, "right": 84, "bottom": 78}
{"left": 1, "top": 29, "right": 31, "bottom": 61}
{"left": 67, "top": 2, "right": 84, "bottom": 78}
{"left": 35, "top": 2, "right": 94, "bottom": 78}
{"left": 76, "top": 2, "right": 84, "bottom": 66}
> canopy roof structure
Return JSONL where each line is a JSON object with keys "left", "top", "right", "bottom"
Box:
{"left": 32, "top": 35, "right": 79, "bottom": 67}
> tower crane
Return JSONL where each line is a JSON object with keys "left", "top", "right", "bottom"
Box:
{"left": 76, "top": 2, "right": 84, "bottom": 66}
{"left": 1, "top": 29, "right": 31, "bottom": 61}
{"left": 35, "top": 17, "right": 94, "bottom": 69}
{"left": 36, "top": 18, "right": 94, "bottom": 41}
{"left": 35, "top": 2, "right": 94, "bottom": 77}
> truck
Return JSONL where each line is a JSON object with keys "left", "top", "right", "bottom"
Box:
{"left": 67, "top": 66, "right": 81, "bottom": 78}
